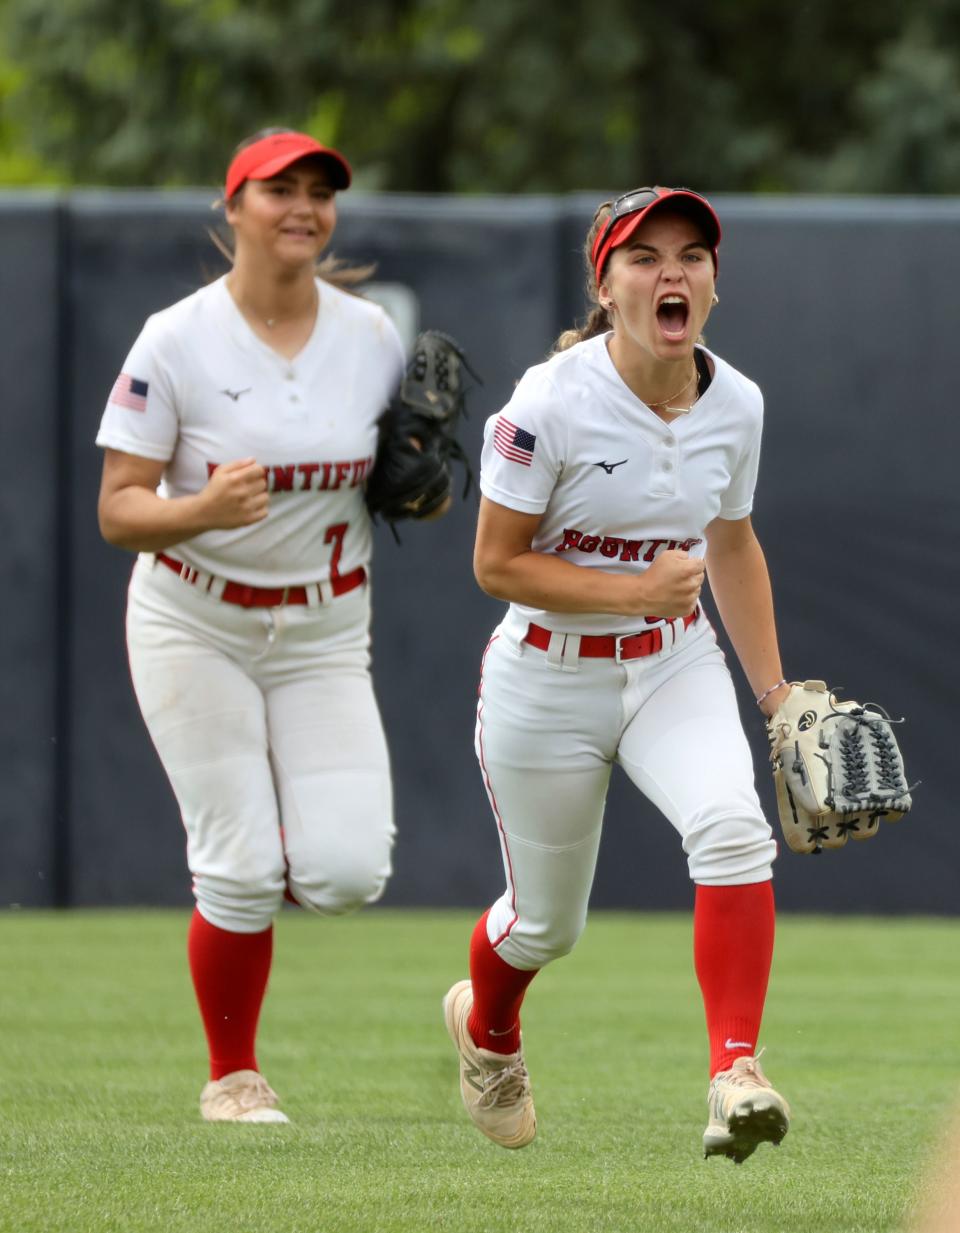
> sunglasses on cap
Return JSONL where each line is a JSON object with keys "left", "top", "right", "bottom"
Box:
{"left": 591, "top": 186, "right": 721, "bottom": 282}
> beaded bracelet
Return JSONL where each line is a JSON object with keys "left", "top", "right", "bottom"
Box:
{"left": 755, "top": 678, "right": 787, "bottom": 708}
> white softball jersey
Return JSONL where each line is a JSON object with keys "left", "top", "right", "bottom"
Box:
{"left": 96, "top": 276, "right": 406, "bottom": 586}
{"left": 101, "top": 276, "right": 404, "bottom": 933}
{"left": 480, "top": 333, "right": 763, "bottom": 635}
{"left": 475, "top": 334, "right": 776, "bottom": 952}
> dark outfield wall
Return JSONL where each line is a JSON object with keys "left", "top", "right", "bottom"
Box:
{"left": 0, "top": 190, "right": 954, "bottom": 913}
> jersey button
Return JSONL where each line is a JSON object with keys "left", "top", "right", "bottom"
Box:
{"left": 662, "top": 460, "right": 673, "bottom": 471}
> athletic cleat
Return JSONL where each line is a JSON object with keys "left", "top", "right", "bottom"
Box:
{"left": 703, "top": 1052, "right": 789, "bottom": 1163}
{"left": 442, "top": 979, "right": 536, "bottom": 1149}
{"left": 200, "top": 1069, "right": 290, "bottom": 1123}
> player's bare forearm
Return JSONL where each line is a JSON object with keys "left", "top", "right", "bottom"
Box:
{"left": 476, "top": 547, "right": 703, "bottom": 618}
{"left": 475, "top": 496, "right": 703, "bottom": 618}
{"left": 98, "top": 450, "right": 269, "bottom": 552}
{"left": 98, "top": 484, "right": 224, "bottom": 553}
{"left": 478, "top": 548, "right": 639, "bottom": 614}
{"left": 705, "top": 515, "right": 788, "bottom": 714}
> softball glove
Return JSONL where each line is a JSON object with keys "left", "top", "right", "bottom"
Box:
{"left": 365, "top": 329, "right": 478, "bottom": 527}
{"left": 767, "top": 680, "right": 914, "bottom": 854}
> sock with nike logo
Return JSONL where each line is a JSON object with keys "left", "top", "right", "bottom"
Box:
{"left": 693, "top": 881, "right": 775, "bottom": 1077}
{"left": 466, "top": 910, "right": 539, "bottom": 1055}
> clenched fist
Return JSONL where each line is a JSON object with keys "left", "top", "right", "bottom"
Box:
{"left": 630, "top": 549, "right": 705, "bottom": 618}
{"left": 201, "top": 458, "right": 269, "bottom": 529}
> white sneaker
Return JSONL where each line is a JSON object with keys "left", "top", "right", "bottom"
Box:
{"left": 443, "top": 979, "right": 536, "bottom": 1149}
{"left": 703, "top": 1052, "right": 789, "bottom": 1163}
{"left": 200, "top": 1069, "right": 290, "bottom": 1123}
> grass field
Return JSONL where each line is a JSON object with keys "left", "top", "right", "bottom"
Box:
{"left": 0, "top": 909, "right": 958, "bottom": 1233}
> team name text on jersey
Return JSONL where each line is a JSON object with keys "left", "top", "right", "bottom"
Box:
{"left": 553, "top": 530, "right": 703, "bottom": 563}
{"left": 206, "top": 457, "right": 375, "bottom": 493}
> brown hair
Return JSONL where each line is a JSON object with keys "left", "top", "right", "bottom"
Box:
{"left": 209, "top": 127, "right": 375, "bottom": 291}
{"left": 550, "top": 201, "right": 614, "bottom": 354}
{"left": 551, "top": 196, "right": 714, "bottom": 354}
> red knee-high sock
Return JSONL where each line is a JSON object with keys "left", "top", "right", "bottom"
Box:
{"left": 694, "top": 881, "right": 775, "bottom": 1077}
{"left": 187, "top": 909, "right": 274, "bottom": 1081}
{"left": 466, "top": 910, "right": 538, "bottom": 1055}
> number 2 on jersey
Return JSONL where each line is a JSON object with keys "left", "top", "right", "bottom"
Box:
{"left": 324, "top": 522, "right": 349, "bottom": 583}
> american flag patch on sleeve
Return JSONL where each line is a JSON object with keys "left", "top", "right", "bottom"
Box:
{"left": 109, "top": 373, "right": 149, "bottom": 412}
{"left": 493, "top": 415, "right": 536, "bottom": 466}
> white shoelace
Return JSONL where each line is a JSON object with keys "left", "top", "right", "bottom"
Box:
{"left": 234, "top": 1074, "right": 280, "bottom": 1111}
{"left": 478, "top": 1057, "right": 531, "bottom": 1110}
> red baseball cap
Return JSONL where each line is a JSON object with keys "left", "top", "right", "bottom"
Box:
{"left": 225, "top": 131, "right": 352, "bottom": 199}
{"left": 592, "top": 187, "right": 721, "bottom": 284}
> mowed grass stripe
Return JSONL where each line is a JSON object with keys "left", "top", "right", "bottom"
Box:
{"left": 0, "top": 910, "right": 957, "bottom": 1233}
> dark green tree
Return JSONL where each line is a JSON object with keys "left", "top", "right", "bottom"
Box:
{"left": 3, "top": 0, "right": 959, "bottom": 192}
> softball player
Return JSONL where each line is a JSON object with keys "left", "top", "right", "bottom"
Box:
{"left": 444, "top": 187, "right": 792, "bottom": 1163}
{"left": 96, "top": 129, "right": 411, "bottom": 1123}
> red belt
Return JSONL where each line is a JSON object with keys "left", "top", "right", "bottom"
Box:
{"left": 156, "top": 552, "right": 366, "bottom": 608}
{"left": 523, "top": 608, "right": 699, "bottom": 661}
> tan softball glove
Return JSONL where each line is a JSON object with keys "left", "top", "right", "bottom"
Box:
{"left": 766, "top": 680, "right": 914, "bottom": 854}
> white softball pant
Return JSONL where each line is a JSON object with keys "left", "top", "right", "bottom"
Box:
{"left": 126, "top": 555, "right": 394, "bottom": 933}
{"left": 477, "top": 614, "right": 776, "bottom": 971}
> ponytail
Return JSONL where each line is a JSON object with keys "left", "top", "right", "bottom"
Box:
{"left": 548, "top": 201, "right": 614, "bottom": 355}
{"left": 551, "top": 304, "right": 612, "bottom": 354}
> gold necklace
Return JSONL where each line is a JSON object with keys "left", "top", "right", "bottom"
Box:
{"left": 228, "top": 276, "right": 317, "bottom": 329}
{"left": 645, "top": 366, "right": 698, "bottom": 414}
{"left": 263, "top": 289, "right": 318, "bottom": 328}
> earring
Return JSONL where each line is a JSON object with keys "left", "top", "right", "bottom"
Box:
{"left": 711, "top": 293, "right": 719, "bottom": 305}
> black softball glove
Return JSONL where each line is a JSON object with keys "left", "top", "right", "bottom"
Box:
{"left": 365, "top": 330, "right": 479, "bottom": 527}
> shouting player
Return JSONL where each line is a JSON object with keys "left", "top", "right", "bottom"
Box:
{"left": 96, "top": 128, "right": 433, "bottom": 1123}
{"left": 443, "top": 187, "right": 792, "bottom": 1163}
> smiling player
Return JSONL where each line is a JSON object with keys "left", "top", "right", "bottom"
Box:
{"left": 443, "top": 187, "right": 792, "bottom": 1163}
{"left": 96, "top": 129, "right": 419, "bottom": 1123}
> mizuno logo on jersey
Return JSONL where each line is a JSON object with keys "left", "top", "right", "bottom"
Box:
{"left": 220, "top": 387, "right": 252, "bottom": 401}
{"left": 554, "top": 528, "right": 703, "bottom": 562}
{"left": 593, "top": 459, "right": 628, "bottom": 474}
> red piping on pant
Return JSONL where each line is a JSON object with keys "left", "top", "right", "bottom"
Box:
{"left": 476, "top": 634, "right": 519, "bottom": 948}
